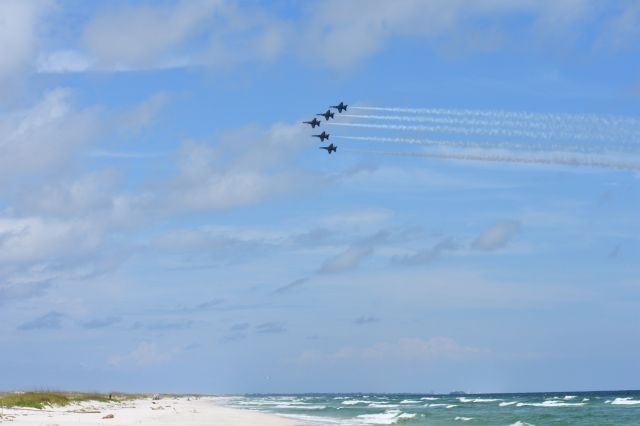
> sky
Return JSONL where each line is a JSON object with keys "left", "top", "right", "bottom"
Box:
{"left": 1, "top": 0, "right": 639, "bottom": 395}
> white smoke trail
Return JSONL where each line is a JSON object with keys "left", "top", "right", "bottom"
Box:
{"left": 340, "top": 113, "right": 640, "bottom": 142}
{"left": 350, "top": 106, "right": 640, "bottom": 129}
{"left": 334, "top": 135, "right": 619, "bottom": 154}
{"left": 341, "top": 148, "right": 640, "bottom": 171}
{"left": 328, "top": 121, "right": 584, "bottom": 141}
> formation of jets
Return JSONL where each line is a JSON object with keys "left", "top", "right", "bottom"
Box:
{"left": 302, "top": 101, "right": 348, "bottom": 155}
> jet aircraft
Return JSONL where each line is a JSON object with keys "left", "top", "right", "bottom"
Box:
{"left": 313, "top": 131, "right": 330, "bottom": 142}
{"left": 303, "top": 117, "right": 322, "bottom": 128}
{"left": 331, "top": 101, "right": 348, "bottom": 113}
{"left": 320, "top": 143, "right": 337, "bottom": 154}
{"left": 317, "top": 109, "right": 335, "bottom": 121}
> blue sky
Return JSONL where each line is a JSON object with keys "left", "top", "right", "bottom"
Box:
{"left": 1, "top": 0, "right": 639, "bottom": 394}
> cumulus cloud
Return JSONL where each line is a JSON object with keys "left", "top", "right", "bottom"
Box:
{"left": 471, "top": 220, "right": 521, "bottom": 251}
{"left": 162, "top": 123, "right": 317, "bottom": 214}
{"left": 0, "top": 217, "right": 103, "bottom": 265}
{"left": 299, "top": 0, "right": 596, "bottom": 69}
{"left": 40, "top": 0, "right": 288, "bottom": 73}
{"left": 0, "top": 0, "right": 51, "bottom": 88}
{"left": 28, "top": 0, "right": 640, "bottom": 76}
{"left": 0, "top": 88, "right": 99, "bottom": 184}
{"left": 83, "top": 0, "right": 220, "bottom": 70}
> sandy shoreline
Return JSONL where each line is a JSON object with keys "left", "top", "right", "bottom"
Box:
{"left": 0, "top": 396, "right": 302, "bottom": 425}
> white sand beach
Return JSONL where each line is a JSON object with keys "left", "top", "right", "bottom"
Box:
{"left": 0, "top": 396, "right": 301, "bottom": 425}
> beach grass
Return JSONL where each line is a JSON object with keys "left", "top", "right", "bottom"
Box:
{"left": 0, "top": 391, "right": 136, "bottom": 409}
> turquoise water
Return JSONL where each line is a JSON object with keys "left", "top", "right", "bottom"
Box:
{"left": 223, "top": 391, "right": 640, "bottom": 425}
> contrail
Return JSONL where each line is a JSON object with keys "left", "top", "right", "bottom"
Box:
{"left": 341, "top": 148, "right": 640, "bottom": 171}
{"left": 350, "top": 106, "right": 640, "bottom": 129}
{"left": 340, "top": 113, "right": 640, "bottom": 142}
{"left": 342, "top": 113, "right": 563, "bottom": 131}
{"left": 328, "top": 121, "right": 600, "bottom": 141}
{"left": 334, "top": 135, "right": 622, "bottom": 154}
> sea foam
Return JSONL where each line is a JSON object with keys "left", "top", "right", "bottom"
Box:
{"left": 611, "top": 397, "right": 640, "bottom": 405}
{"left": 355, "top": 410, "right": 414, "bottom": 425}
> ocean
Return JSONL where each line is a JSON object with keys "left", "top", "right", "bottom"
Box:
{"left": 222, "top": 391, "right": 640, "bottom": 425}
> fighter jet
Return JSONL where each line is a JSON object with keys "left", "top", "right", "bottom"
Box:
{"left": 320, "top": 143, "right": 337, "bottom": 154}
{"left": 312, "top": 131, "right": 330, "bottom": 142}
{"left": 330, "top": 101, "right": 348, "bottom": 113}
{"left": 317, "top": 109, "right": 335, "bottom": 121}
{"left": 303, "top": 117, "right": 322, "bottom": 128}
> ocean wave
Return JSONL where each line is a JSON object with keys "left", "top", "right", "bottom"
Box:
{"left": 455, "top": 416, "right": 474, "bottom": 421}
{"left": 275, "top": 404, "right": 327, "bottom": 410}
{"left": 516, "top": 401, "right": 586, "bottom": 408}
{"left": 447, "top": 404, "right": 458, "bottom": 408}
{"left": 368, "top": 403, "right": 400, "bottom": 408}
{"left": 421, "top": 397, "right": 440, "bottom": 400}
{"left": 342, "top": 400, "right": 370, "bottom": 405}
{"left": 510, "top": 422, "right": 535, "bottom": 426}
{"left": 499, "top": 401, "right": 518, "bottom": 407}
{"left": 400, "top": 399, "right": 420, "bottom": 404}
{"left": 610, "top": 397, "right": 640, "bottom": 405}
{"left": 425, "top": 403, "right": 448, "bottom": 408}
{"left": 564, "top": 395, "right": 577, "bottom": 400}
{"left": 276, "top": 413, "right": 344, "bottom": 425}
{"left": 355, "top": 410, "right": 414, "bottom": 425}
{"left": 233, "top": 400, "right": 285, "bottom": 406}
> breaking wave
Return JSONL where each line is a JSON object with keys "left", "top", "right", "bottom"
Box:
{"left": 610, "top": 397, "right": 640, "bottom": 405}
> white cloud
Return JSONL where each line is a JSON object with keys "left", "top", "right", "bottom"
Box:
{"left": 37, "top": 49, "right": 92, "bottom": 73}
{"left": 163, "top": 122, "right": 318, "bottom": 213}
{"left": 31, "top": 0, "right": 639, "bottom": 75}
{"left": 0, "top": 216, "right": 102, "bottom": 265}
{"left": 300, "top": 0, "right": 597, "bottom": 69}
{"left": 0, "top": 0, "right": 51, "bottom": 87}
{"left": 0, "top": 88, "right": 100, "bottom": 183}
{"left": 83, "top": 0, "right": 221, "bottom": 70}
{"left": 472, "top": 220, "right": 521, "bottom": 251}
